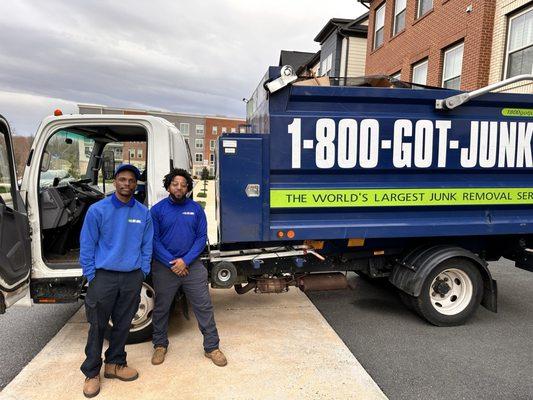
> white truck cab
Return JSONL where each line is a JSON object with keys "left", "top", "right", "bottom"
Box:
{"left": 0, "top": 113, "right": 190, "bottom": 340}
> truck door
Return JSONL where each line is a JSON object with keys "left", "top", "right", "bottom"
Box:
{"left": 0, "top": 115, "right": 31, "bottom": 313}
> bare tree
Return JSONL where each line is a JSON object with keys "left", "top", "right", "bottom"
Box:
{"left": 12, "top": 136, "right": 34, "bottom": 177}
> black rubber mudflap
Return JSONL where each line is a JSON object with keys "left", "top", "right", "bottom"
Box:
{"left": 0, "top": 292, "right": 6, "bottom": 314}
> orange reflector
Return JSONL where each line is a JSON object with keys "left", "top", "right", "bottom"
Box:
{"left": 277, "top": 231, "right": 285, "bottom": 238}
{"left": 348, "top": 238, "right": 365, "bottom": 247}
{"left": 373, "top": 250, "right": 385, "bottom": 256}
{"left": 304, "top": 240, "right": 324, "bottom": 249}
{"left": 37, "top": 298, "right": 57, "bottom": 303}
{"left": 54, "top": 109, "right": 63, "bottom": 116}
{"left": 287, "top": 230, "right": 295, "bottom": 239}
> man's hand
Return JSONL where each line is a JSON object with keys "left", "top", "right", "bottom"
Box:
{"left": 169, "top": 258, "right": 188, "bottom": 276}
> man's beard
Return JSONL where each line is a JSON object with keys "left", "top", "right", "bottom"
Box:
{"left": 169, "top": 193, "right": 186, "bottom": 203}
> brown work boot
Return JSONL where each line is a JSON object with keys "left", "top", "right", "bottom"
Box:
{"left": 83, "top": 375, "right": 100, "bottom": 398}
{"left": 151, "top": 346, "right": 167, "bottom": 365}
{"left": 204, "top": 349, "right": 227, "bottom": 367}
{"left": 104, "top": 363, "right": 139, "bottom": 381}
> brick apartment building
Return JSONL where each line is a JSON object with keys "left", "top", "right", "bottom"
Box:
{"left": 204, "top": 117, "right": 246, "bottom": 177}
{"left": 78, "top": 104, "right": 244, "bottom": 177}
{"left": 362, "top": 0, "right": 532, "bottom": 94}
{"left": 363, "top": 0, "right": 498, "bottom": 90}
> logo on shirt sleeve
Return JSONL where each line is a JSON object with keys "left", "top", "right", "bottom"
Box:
{"left": 128, "top": 218, "right": 142, "bottom": 224}
{"left": 182, "top": 211, "right": 195, "bottom": 216}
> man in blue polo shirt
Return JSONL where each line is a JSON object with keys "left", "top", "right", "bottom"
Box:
{"left": 79, "top": 164, "right": 153, "bottom": 398}
{"left": 150, "top": 168, "right": 227, "bottom": 367}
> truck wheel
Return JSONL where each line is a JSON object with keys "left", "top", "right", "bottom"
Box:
{"left": 211, "top": 261, "right": 238, "bottom": 288}
{"left": 106, "top": 280, "right": 156, "bottom": 344}
{"left": 127, "top": 280, "right": 156, "bottom": 343}
{"left": 410, "top": 259, "right": 483, "bottom": 326}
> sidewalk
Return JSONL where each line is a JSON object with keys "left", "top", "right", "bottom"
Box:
{"left": 0, "top": 289, "right": 387, "bottom": 400}
{"left": 0, "top": 181, "right": 387, "bottom": 399}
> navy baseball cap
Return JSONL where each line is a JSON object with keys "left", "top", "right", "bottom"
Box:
{"left": 114, "top": 164, "right": 141, "bottom": 180}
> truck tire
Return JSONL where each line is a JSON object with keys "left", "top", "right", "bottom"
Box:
{"left": 210, "top": 261, "right": 238, "bottom": 288}
{"left": 409, "top": 258, "right": 483, "bottom": 326}
{"left": 105, "top": 280, "right": 156, "bottom": 344}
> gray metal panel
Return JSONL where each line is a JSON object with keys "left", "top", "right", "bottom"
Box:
{"left": 320, "top": 33, "right": 338, "bottom": 75}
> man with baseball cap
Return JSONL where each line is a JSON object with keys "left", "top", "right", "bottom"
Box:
{"left": 80, "top": 163, "right": 153, "bottom": 398}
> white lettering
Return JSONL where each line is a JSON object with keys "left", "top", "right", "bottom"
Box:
{"left": 414, "top": 120, "right": 433, "bottom": 168}
{"left": 359, "top": 119, "right": 379, "bottom": 168}
{"left": 337, "top": 119, "right": 358, "bottom": 168}
{"left": 393, "top": 119, "right": 412, "bottom": 168}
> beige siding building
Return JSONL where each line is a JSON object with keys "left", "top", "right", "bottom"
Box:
{"left": 298, "top": 13, "right": 369, "bottom": 79}
{"left": 346, "top": 36, "right": 368, "bottom": 77}
{"left": 489, "top": 0, "right": 533, "bottom": 93}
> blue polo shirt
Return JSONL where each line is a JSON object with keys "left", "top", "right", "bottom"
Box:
{"left": 80, "top": 194, "right": 153, "bottom": 282}
{"left": 150, "top": 197, "right": 207, "bottom": 267}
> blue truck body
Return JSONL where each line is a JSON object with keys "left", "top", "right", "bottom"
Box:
{"left": 218, "top": 67, "right": 533, "bottom": 246}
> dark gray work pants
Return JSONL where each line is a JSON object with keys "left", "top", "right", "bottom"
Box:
{"left": 151, "top": 259, "right": 220, "bottom": 352}
{"left": 80, "top": 269, "right": 144, "bottom": 378}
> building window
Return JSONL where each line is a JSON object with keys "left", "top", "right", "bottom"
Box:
{"left": 417, "top": 0, "right": 433, "bottom": 19}
{"left": 210, "top": 154, "right": 215, "bottom": 165}
{"left": 393, "top": 0, "right": 406, "bottom": 36}
{"left": 137, "top": 149, "right": 143, "bottom": 158}
{"left": 196, "top": 124, "right": 204, "bottom": 136}
{"left": 321, "top": 54, "right": 333, "bottom": 76}
{"left": 210, "top": 140, "right": 216, "bottom": 150}
{"left": 374, "top": 4, "right": 386, "bottom": 49}
{"left": 231, "top": 127, "right": 236, "bottom": 133}
{"left": 195, "top": 153, "right": 203, "bottom": 163}
{"left": 85, "top": 146, "right": 92, "bottom": 157}
{"left": 442, "top": 43, "right": 464, "bottom": 89}
{"left": 195, "top": 139, "right": 204, "bottom": 149}
{"left": 129, "top": 149, "right": 135, "bottom": 159}
{"left": 391, "top": 71, "right": 401, "bottom": 80}
{"left": 505, "top": 8, "right": 533, "bottom": 78}
{"left": 412, "top": 59, "right": 428, "bottom": 86}
{"left": 212, "top": 126, "right": 218, "bottom": 135}
{"left": 239, "top": 127, "right": 246, "bottom": 133}
{"left": 179, "top": 123, "right": 189, "bottom": 136}
{"left": 221, "top": 127, "right": 227, "bottom": 133}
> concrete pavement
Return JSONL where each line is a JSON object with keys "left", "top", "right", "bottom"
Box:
{"left": 0, "top": 288, "right": 387, "bottom": 400}
{"left": 1, "top": 181, "right": 387, "bottom": 399}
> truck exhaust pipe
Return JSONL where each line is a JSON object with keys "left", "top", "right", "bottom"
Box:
{"left": 297, "top": 273, "right": 348, "bottom": 292}
{"left": 234, "top": 282, "right": 256, "bottom": 295}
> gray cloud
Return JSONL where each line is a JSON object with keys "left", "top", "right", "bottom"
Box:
{"left": 0, "top": 0, "right": 366, "bottom": 135}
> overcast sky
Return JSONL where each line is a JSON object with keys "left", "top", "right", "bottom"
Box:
{"left": 0, "top": 0, "right": 367, "bottom": 135}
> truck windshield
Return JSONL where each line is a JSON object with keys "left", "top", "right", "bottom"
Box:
{"left": 40, "top": 130, "right": 94, "bottom": 189}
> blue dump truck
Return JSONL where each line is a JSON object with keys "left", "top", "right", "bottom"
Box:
{"left": 209, "top": 66, "right": 533, "bottom": 327}
{"left": 0, "top": 66, "right": 531, "bottom": 342}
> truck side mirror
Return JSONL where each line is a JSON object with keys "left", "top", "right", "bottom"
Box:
{"left": 102, "top": 151, "right": 115, "bottom": 180}
{"left": 41, "top": 151, "right": 51, "bottom": 172}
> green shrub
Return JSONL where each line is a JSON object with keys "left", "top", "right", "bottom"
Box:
{"left": 197, "top": 201, "right": 206, "bottom": 209}
{"left": 196, "top": 192, "right": 207, "bottom": 198}
{"left": 201, "top": 167, "right": 209, "bottom": 181}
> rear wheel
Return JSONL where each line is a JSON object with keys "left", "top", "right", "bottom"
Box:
{"left": 408, "top": 258, "right": 483, "bottom": 326}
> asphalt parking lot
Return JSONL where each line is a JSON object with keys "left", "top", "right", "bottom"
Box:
{"left": 307, "top": 259, "right": 533, "bottom": 400}
{"left": 0, "top": 301, "right": 81, "bottom": 390}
